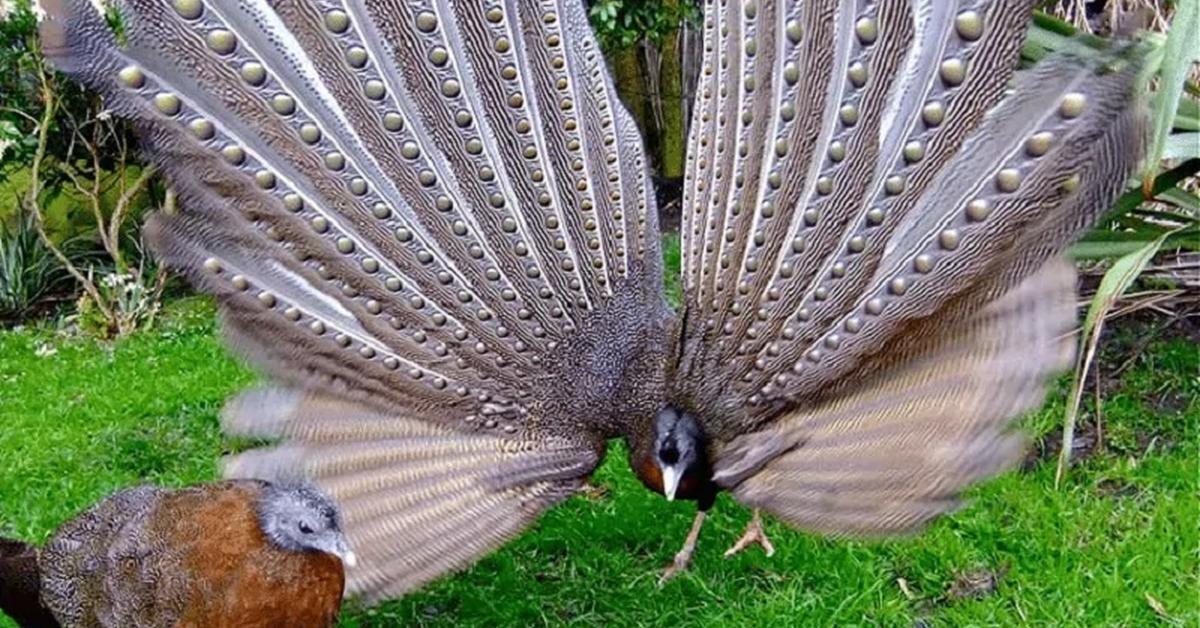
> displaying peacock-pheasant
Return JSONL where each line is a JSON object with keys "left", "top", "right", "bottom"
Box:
{"left": 40, "top": 0, "right": 1142, "bottom": 603}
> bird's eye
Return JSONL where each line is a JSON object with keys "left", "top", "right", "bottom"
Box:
{"left": 298, "top": 522, "right": 314, "bottom": 534}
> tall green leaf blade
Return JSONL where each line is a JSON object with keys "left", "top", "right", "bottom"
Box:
{"left": 1146, "top": 1, "right": 1200, "bottom": 181}
{"left": 1055, "top": 228, "right": 1179, "bottom": 487}
{"left": 1157, "top": 186, "right": 1200, "bottom": 211}
{"left": 1162, "top": 132, "right": 1200, "bottom": 160}
{"left": 1176, "top": 97, "right": 1200, "bottom": 131}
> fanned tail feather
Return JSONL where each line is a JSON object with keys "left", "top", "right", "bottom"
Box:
{"left": 676, "top": 0, "right": 1144, "bottom": 440}
{"left": 40, "top": 0, "right": 665, "bottom": 429}
{"left": 713, "top": 260, "right": 1076, "bottom": 535}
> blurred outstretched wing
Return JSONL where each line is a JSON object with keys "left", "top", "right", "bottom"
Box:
{"left": 673, "top": 0, "right": 1143, "bottom": 534}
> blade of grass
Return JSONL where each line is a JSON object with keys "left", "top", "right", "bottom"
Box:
{"left": 1055, "top": 227, "right": 1179, "bottom": 487}
{"left": 1144, "top": 0, "right": 1199, "bottom": 188}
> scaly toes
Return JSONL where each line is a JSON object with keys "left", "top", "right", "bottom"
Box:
{"left": 724, "top": 523, "right": 775, "bottom": 558}
{"left": 658, "top": 553, "right": 691, "bottom": 585}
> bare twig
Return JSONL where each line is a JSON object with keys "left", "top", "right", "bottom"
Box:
{"left": 22, "top": 59, "right": 114, "bottom": 323}
{"left": 107, "top": 163, "right": 157, "bottom": 271}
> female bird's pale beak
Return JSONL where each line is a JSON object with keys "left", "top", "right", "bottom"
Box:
{"left": 662, "top": 465, "right": 682, "bottom": 501}
{"left": 335, "top": 537, "right": 358, "bottom": 568}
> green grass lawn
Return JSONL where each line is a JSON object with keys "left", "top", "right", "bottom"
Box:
{"left": 0, "top": 297, "right": 1195, "bottom": 626}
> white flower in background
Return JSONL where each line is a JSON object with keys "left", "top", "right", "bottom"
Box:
{"left": 101, "top": 272, "right": 133, "bottom": 289}
{"left": 0, "top": 0, "right": 47, "bottom": 22}
{"left": 0, "top": 120, "right": 17, "bottom": 161}
{"left": 34, "top": 342, "right": 58, "bottom": 358}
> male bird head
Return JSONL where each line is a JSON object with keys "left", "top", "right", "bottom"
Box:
{"left": 635, "top": 407, "right": 712, "bottom": 504}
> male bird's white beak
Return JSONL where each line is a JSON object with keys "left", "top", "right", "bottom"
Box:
{"left": 662, "top": 465, "right": 681, "bottom": 502}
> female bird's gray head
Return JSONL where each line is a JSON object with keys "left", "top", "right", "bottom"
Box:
{"left": 653, "top": 407, "right": 704, "bottom": 501}
{"left": 257, "top": 483, "right": 356, "bottom": 567}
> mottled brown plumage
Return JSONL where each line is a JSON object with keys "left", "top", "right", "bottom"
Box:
{"left": 29, "top": 481, "right": 349, "bottom": 627}
{"left": 41, "top": 0, "right": 1144, "bottom": 603}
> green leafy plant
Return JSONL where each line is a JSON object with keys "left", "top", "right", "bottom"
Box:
{"left": 587, "top": 0, "right": 700, "bottom": 51}
{"left": 3, "top": 0, "right": 166, "bottom": 336}
{"left": 0, "top": 208, "right": 67, "bottom": 322}
{"left": 1055, "top": 226, "right": 1180, "bottom": 487}
{"left": 1029, "top": 4, "right": 1200, "bottom": 482}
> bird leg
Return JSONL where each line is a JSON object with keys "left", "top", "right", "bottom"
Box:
{"left": 658, "top": 510, "right": 707, "bottom": 585}
{"left": 723, "top": 509, "right": 775, "bottom": 558}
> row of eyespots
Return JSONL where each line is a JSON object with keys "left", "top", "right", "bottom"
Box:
{"left": 679, "top": 3, "right": 716, "bottom": 286}
{"left": 382, "top": 7, "right": 562, "bottom": 303}
{"left": 745, "top": 7, "right": 984, "bottom": 393}
{"left": 772, "top": 9, "right": 977, "bottom": 332}
{"left": 718, "top": 0, "right": 768, "bottom": 282}
{"left": 768, "top": 11, "right": 882, "bottom": 317}
{"left": 198, "top": 254, "right": 472, "bottom": 398}
{"left": 479, "top": 2, "right": 600, "bottom": 302}
{"left": 686, "top": 0, "right": 720, "bottom": 271}
{"left": 717, "top": 4, "right": 860, "bottom": 349}
{"left": 697, "top": 2, "right": 736, "bottom": 302}
{"left": 319, "top": 4, "right": 586, "bottom": 355}
{"left": 537, "top": 4, "right": 621, "bottom": 286}
{"left": 751, "top": 90, "right": 1089, "bottom": 401}
{"left": 323, "top": 8, "right": 531, "bottom": 315}
{"left": 685, "top": 8, "right": 721, "bottom": 299}
{"left": 702, "top": 0, "right": 774, "bottom": 336}
{"left": 698, "top": 4, "right": 875, "bottom": 350}
{"left": 710, "top": 1, "right": 758, "bottom": 282}
{"left": 462, "top": 401, "right": 526, "bottom": 433}
{"left": 210, "top": 254, "right": 533, "bottom": 424}
{"left": 149, "top": 1, "right": 516, "bottom": 373}
{"left": 568, "top": 3, "right": 635, "bottom": 273}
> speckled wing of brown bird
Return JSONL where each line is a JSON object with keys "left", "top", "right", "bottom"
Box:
{"left": 37, "top": 481, "right": 345, "bottom": 627}
{"left": 39, "top": 0, "right": 664, "bottom": 604}
{"left": 673, "top": 0, "right": 1142, "bottom": 534}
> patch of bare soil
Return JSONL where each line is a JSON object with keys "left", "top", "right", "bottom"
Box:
{"left": 945, "top": 565, "right": 1008, "bottom": 602}
{"left": 1023, "top": 421, "right": 1100, "bottom": 472}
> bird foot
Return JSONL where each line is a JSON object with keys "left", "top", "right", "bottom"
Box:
{"left": 657, "top": 510, "right": 707, "bottom": 586}
{"left": 723, "top": 510, "right": 775, "bottom": 558}
{"left": 657, "top": 547, "right": 694, "bottom": 585}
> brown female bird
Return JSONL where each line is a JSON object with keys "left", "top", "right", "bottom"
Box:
{"left": 40, "top": 0, "right": 1142, "bottom": 603}
{"left": 0, "top": 481, "right": 353, "bottom": 627}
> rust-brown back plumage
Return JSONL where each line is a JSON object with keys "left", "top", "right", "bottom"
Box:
{"left": 36, "top": 481, "right": 345, "bottom": 627}
{"left": 41, "top": 0, "right": 1143, "bottom": 605}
